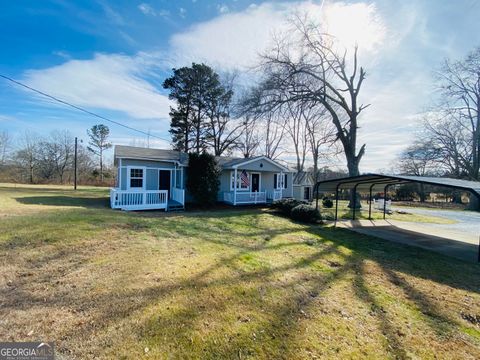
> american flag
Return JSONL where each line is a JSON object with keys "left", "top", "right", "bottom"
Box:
{"left": 240, "top": 170, "right": 249, "bottom": 187}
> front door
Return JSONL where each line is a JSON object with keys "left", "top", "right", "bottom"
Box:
{"left": 251, "top": 173, "right": 260, "bottom": 192}
{"left": 159, "top": 170, "right": 171, "bottom": 197}
{"left": 304, "top": 186, "right": 311, "bottom": 200}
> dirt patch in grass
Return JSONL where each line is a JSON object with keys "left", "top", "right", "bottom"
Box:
{"left": 0, "top": 184, "right": 479, "bottom": 359}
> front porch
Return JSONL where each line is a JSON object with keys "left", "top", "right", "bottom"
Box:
{"left": 222, "top": 165, "right": 288, "bottom": 205}
{"left": 110, "top": 188, "right": 185, "bottom": 211}
{"left": 222, "top": 189, "right": 283, "bottom": 205}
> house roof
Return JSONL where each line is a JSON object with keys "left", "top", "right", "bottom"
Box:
{"left": 114, "top": 145, "right": 188, "bottom": 166}
{"left": 114, "top": 145, "right": 290, "bottom": 171}
{"left": 293, "top": 171, "right": 314, "bottom": 186}
{"left": 215, "top": 155, "right": 288, "bottom": 171}
{"left": 214, "top": 156, "right": 248, "bottom": 168}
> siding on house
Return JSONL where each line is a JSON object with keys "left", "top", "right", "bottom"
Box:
{"left": 114, "top": 146, "right": 294, "bottom": 204}
{"left": 118, "top": 159, "right": 180, "bottom": 191}
{"left": 217, "top": 169, "right": 293, "bottom": 200}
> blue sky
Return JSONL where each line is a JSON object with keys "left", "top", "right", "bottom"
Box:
{"left": 0, "top": 0, "right": 479, "bottom": 171}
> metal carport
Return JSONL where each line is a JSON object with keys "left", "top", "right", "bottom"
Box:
{"left": 313, "top": 174, "right": 480, "bottom": 262}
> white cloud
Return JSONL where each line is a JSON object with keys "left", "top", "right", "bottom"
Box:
{"left": 179, "top": 7, "right": 187, "bottom": 18}
{"left": 17, "top": 0, "right": 433, "bottom": 169}
{"left": 22, "top": 53, "right": 172, "bottom": 120}
{"left": 217, "top": 4, "right": 229, "bottom": 14}
{"left": 169, "top": 3, "right": 286, "bottom": 69}
{"left": 138, "top": 3, "right": 156, "bottom": 16}
{"left": 169, "top": 1, "right": 387, "bottom": 70}
{"left": 322, "top": 2, "right": 386, "bottom": 53}
{"left": 138, "top": 3, "right": 170, "bottom": 18}
{"left": 0, "top": 115, "right": 16, "bottom": 123}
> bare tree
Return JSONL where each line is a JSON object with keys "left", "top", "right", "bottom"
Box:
{"left": 261, "top": 111, "right": 286, "bottom": 159}
{"left": 398, "top": 140, "right": 442, "bottom": 177}
{"left": 261, "top": 16, "right": 369, "bottom": 177}
{"left": 15, "top": 131, "right": 39, "bottom": 184}
{"left": 239, "top": 83, "right": 287, "bottom": 160}
{"left": 303, "top": 104, "right": 337, "bottom": 182}
{"left": 284, "top": 101, "right": 308, "bottom": 171}
{"left": 423, "top": 113, "right": 470, "bottom": 178}
{"left": 49, "top": 131, "right": 74, "bottom": 183}
{"left": 0, "top": 131, "right": 11, "bottom": 165}
{"left": 397, "top": 139, "right": 443, "bottom": 202}
{"left": 205, "top": 73, "right": 244, "bottom": 156}
{"left": 435, "top": 47, "right": 480, "bottom": 180}
{"left": 237, "top": 116, "right": 260, "bottom": 158}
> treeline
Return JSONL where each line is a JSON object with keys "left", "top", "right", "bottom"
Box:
{"left": 396, "top": 46, "right": 479, "bottom": 206}
{"left": 0, "top": 125, "right": 113, "bottom": 186}
{"left": 398, "top": 46, "right": 480, "bottom": 183}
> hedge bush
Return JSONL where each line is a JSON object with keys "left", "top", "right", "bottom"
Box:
{"left": 322, "top": 197, "right": 334, "bottom": 208}
{"left": 290, "top": 204, "right": 321, "bottom": 223}
{"left": 186, "top": 152, "right": 220, "bottom": 206}
{"left": 272, "top": 198, "right": 304, "bottom": 215}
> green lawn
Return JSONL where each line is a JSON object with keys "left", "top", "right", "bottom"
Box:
{"left": 0, "top": 184, "right": 479, "bottom": 359}
{"left": 320, "top": 200, "right": 457, "bottom": 224}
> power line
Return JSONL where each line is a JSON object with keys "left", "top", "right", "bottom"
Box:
{"left": 0, "top": 74, "right": 170, "bottom": 142}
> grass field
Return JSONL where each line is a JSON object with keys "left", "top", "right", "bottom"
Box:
{"left": 320, "top": 200, "right": 457, "bottom": 224}
{"left": 0, "top": 184, "right": 479, "bottom": 359}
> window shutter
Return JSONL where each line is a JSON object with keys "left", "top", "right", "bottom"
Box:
{"left": 274, "top": 174, "right": 277, "bottom": 189}
{"left": 284, "top": 174, "right": 287, "bottom": 188}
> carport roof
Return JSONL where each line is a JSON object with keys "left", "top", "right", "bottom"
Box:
{"left": 314, "top": 173, "right": 480, "bottom": 197}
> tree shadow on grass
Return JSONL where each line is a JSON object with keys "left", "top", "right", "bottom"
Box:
{"left": 352, "top": 260, "right": 409, "bottom": 359}
{"left": 308, "top": 227, "right": 480, "bottom": 294}
{"left": 0, "top": 226, "right": 349, "bottom": 357}
{"left": 15, "top": 196, "right": 109, "bottom": 208}
{"left": 2, "top": 210, "right": 480, "bottom": 358}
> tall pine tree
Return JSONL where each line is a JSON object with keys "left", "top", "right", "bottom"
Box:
{"left": 163, "top": 63, "right": 229, "bottom": 154}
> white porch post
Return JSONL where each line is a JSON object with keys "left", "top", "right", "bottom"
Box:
{"left": 233, "top": 168, "right": 237, "bottom": 205}
{"left": 181, "top": 166, "right": 184, "bottom": 189}
{"left": 174, "top": 164, "right": 177, "bottom": 188}
{"left": 119, "top": 159, "right": 122, "bottom": 189}
{"left": 280, "top": 171, "right": 283, "bottom": 198}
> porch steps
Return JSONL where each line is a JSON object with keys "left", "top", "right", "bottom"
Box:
{"left": 167, "top": 200, "right": 185, "bottom": 212}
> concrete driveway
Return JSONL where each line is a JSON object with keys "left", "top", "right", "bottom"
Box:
{"left": 394, "top": 207, "right": 480, "bottom": 238}
{"left": 337, "top": 216, "right": 480, "bottom": 263}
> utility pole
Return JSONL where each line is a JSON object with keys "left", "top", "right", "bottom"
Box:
{"left": 74, "top": 137, "right": 78, "bottom": 190}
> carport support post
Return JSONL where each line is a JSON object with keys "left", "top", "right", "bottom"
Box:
{"left": 368, "top": 183, "right": 375, "bottom": 220}
{"left": 478, "top": 236, "right": 480, "bottom": 263}
{"left": 383, "top": 184, "right": 389, "bottom": 220}
{"left": 334, "top": 184, "right": 340, "bottom": 227}
{"left": 352, "top": 183, "right": 359, "bottom": 221}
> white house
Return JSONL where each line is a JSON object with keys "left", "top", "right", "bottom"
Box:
{"left": 110, "top": 145, "right": 293, "bottom": 211}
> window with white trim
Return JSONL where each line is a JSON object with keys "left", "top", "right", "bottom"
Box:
{"left": 129, "top": 168, "right": 144, "bottom": 189}
{"left": 274, "top": 173, "right": 287, "bottom": 189}
{"left": 230, "top": 171, "right": 249, "bottom": 191}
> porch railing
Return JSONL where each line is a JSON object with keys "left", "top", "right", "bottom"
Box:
{"left": 110, "top": 188, "right": 168, "bottom": 210}
{"left": 224, "top": 191, "right": 267, "bottom": 204}
{"left": 172, "top": 187, "right": 185, "bottom": 205}
{"left": 268, "top": 189, "right": 282, "bottom": 201}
